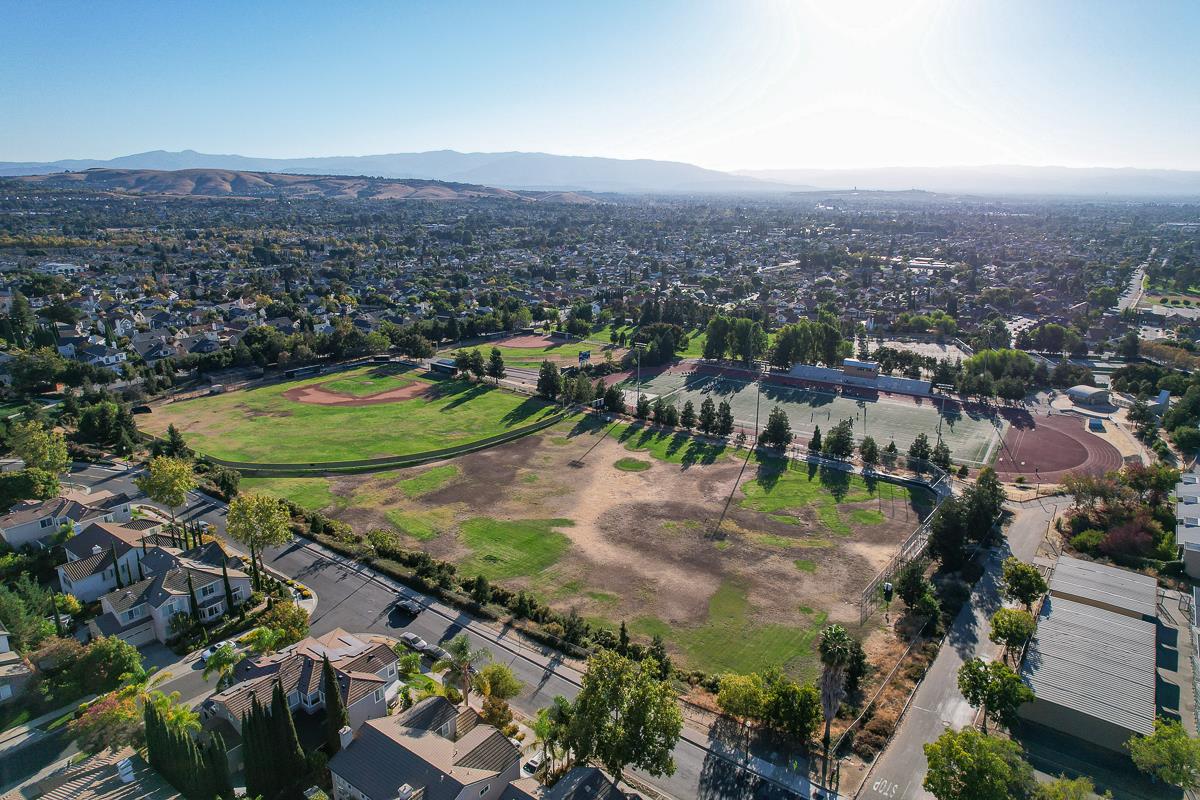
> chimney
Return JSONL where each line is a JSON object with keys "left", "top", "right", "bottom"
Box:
{"left": 116, "top": 757, "right": 135, "bottom": 784}
{"left": 395, "top": 785, "right": 414, "bottom": 800}
{"left": 338, "top": 725, "right": 353, "bottom": 751}
{"left": 92, "top": 544, "right": 103, "bottom": 555}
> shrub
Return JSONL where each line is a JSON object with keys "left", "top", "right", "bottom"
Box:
{"left": 1100, "top": 523, "right": 1153, "bottom": 560}
{"left": 1070, "top": 529, "right": 1105, "bottom": 554}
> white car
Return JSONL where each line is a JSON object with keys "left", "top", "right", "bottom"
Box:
{"left": 523, "top": 751, "right": 543, "bottom": 774}
{"left": 198, "top": 644, "right": 221, "bottom": 664}
{"left": 399, "top": 632, "right": 429, "bottom": 652}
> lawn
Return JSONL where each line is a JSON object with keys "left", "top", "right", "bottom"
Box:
{"left": 457, "top": 517, "right": 574, "bottom": 583}
{"left": 740, "top": 455, "right": 930, "bottom": 537}
{"left": 613, "top": 457, "right": 651, "bottom": 472}
{"left": 613, "top": 422, "right": 730, "bottom": 466}
{"left": 451, "top": 338, "right": 619, "bottom": 369}
{"left": 241, "top": 476, "right": 338, "bottom": 511}
{"left": 397, "top": 464, "right": 459, "bottom": 498}
{"left": 631, "top": 580, "right": 828, "bottom": 678}
{"left": 322, "top": 371, "right": 417, "bottom": 397}
{"left": 144, "top": 367, "right": 558, "bottom": 463}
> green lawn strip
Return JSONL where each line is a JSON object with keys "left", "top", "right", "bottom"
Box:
{"left": 614, "top": 423, "right": 728, "bottom": 466}
{"left": 631, "top": 580, "right": 826, "bottom": 678}
{"left": 145, "top": 367, "right": 557, "bottom": 462}
{"left": 794, "top": 559, "right": 817, "bottom": 573}
{"left": 386, "top": 509, "right": 453, "bottom": 542}
{"left": 403, "top": 673, "right": 444, "bottom": 697}
{"left": 457, "top": 518, "right": 574, "bottom": 583}
{"left": 241, "top": 476, "right": 338, "bottom": 511}
{"left": 397, "top": 464, "right": 460, "bottom": 498}
{"left": 613, "top": 457, "right": 651, "bottom": 472}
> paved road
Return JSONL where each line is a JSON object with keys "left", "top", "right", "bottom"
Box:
{"left": 1117, "top": 262, "right": 1147, "bottom": 312}
{"left": 68, "top": 463, "right": 821, "bottom": 800}
{"left": 857, "top": 497, "right": 1065, "bottom": 800}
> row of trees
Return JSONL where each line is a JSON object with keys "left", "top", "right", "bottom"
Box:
{"left": 145, "top": 701, "right": 233, "bottom": 800}
{"left": 242, "top": 682, "right": 313, "bottom": 800}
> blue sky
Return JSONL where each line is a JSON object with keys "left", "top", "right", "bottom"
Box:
{"left": 1, "top": 0, "right": 1197, "bottom": 170}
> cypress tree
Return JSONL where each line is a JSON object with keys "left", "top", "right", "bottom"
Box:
{"left": 204, "top": 731, "right": 234, "bottom": 800}
{"left": 187, "top": 574, "right": 201, "bottom": 624}
{"left": 323, "top": 655, "right": 348, "bottom": 754}
{"left": 50, "top": 594, "right": 63, "bottom": 637}
{"left": 111, "top": 543, "right": 124, "bottom": 589}
{"left": 222, "top": 561, "right": 235, "bottom": 612}
{"left": 242, "top": 699, "right": 268, "bottom": 800}
{"left": 271, "top": 679, "right": 305, "bottom": 794}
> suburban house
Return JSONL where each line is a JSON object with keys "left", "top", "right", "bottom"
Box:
{"left": 328, "top": 696, "right": 520, "bottom": 800}
{"left": 87, "top": 542, "right": 251, "bottom": 646}
{"left": 202, "top": 629, "right": 400, "bottom": 771}
{"left": 0, "top": 621, "right": 33, "bottom": 705}
{"left": 0, "top": 491, "right": 133, "bottom": 551}
{"left": 56, "top": 521, "right": 157, "bottom": 602}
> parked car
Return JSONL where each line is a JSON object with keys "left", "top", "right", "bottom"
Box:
{"left": 523, "top": 751, "right": 544, "bottom": 774}
{"left": 399, "top": 632, "right": 429, "bottom": 652}
{"left": 423, "top": 644, "right": 449, "bottom": 661}
{"left": 395, "top": 596, "right": 422, "bottom": 615}
{"left": 198, "top": 644, "right": 221, "bottom": 665}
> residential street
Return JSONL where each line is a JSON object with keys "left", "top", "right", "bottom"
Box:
{"left": 65, "top": 462, "right": 825, "bottom": 800}
{"left": 857, "top": 497, "right": 1066, "bottom": 800}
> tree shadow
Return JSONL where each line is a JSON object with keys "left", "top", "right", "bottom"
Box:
{"left": 498, "top": 396, "right": 553, "bottom": 424}
{"left": 817, "top": 465, "right": 851, "bottom": 502}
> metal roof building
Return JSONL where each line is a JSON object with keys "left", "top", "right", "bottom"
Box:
{"left": 1018, "top": 595, "right": 1157, "bottom": 751}
{"left": 1049, "top": 555, "right": 1158, "bottom": 621}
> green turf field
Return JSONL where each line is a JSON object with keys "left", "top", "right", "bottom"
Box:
{"left": 625, "top": 370, "right": 1003, "bottom": 464}
{"left": 449, "top": 337, "right": 620, "bottom": 369}
{"left": 144, "top": 366, "right": 558, "bottom": 463}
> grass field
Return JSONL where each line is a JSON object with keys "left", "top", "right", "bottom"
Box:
{"left": 143, "top": 366, "right": 558, "bottom": 463}
{"left": 241, "top": 476, "right": 341, "bottom": 510}
{"left": 321, "top": 370, "right": 418, "bottom": 396}
{"left": 263, "top": 416, "right": 934, "bottom": 678}
{"left": 450, "top": 337, "right": 621, "bottom": 369}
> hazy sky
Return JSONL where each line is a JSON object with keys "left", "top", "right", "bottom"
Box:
{"left": 2, "top": 0, "right": 1197, "bottom": 170}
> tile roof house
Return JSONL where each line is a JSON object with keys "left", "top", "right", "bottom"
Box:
{"left": 202, "top": 628, "right": 400, "bottom": 753}
{"left": 87, "top": 543, "right": 251, "bottom": 646}
{"left": 0, "top": 492, "right": 132, "bottom": 551}
{"left": 56, "top": 521, "right": 153, "bottom": 602}
{"left": 328, "top": 696, "right": 520, "bottom": 800}
{"left": 0, "top": 745, "right": 180, "bottom": 800}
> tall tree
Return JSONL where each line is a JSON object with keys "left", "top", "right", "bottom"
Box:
{"left": 226, "top": 492, "right": 292, "bottom": 590}
{"left": 761, "top": 406, "right": 793, "bottom": 449}
{"left": 1127, "top": 718, "right": 1200, "bottom": 790}
{"left": 818, "top": 625, "right": 855, "bottom": 780}
{"left": 999, "top": 557, "right": 1047, "bottom": 611}
{"left": 135, "top": 456, "right": 197, "bottom": 531}
{"left": 956, "top": 658, "right": 1033, "bottom": 733}
{"left": 323, "top": 655, "right": 349, "bottom": 755}
{"left": 433, "top": 633, "right": 491, "bottom": 705}
{"left": 567, "top": 649, "right": 683, "bottom": 788}
{"left": 270, "top": 680, "right": 306, "bottom": 797}
{"left": 7, "top": 420, "right": 70, "bottom": 474}
{"left": 923, "top": 728, "right": 1036, "bottom": 800}
{"left": 486, "top": 347, "right": 506, "bottom": 381}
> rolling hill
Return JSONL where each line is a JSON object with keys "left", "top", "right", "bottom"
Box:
{"left": 9, "top": 168, "right": 597, "bottom": 202}
{"left": 0, "top": 149, "right": 798, "bottom": 194}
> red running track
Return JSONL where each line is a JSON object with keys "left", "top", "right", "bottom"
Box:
{"left": 994, "top": 412, "right": 1123, "bottom": 483}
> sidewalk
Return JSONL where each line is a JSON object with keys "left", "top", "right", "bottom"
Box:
{"left": 0, "top": 695, "right": 95, "bottom": 755}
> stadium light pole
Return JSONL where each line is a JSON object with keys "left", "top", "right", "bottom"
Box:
{"left": 633, "top": 342, "right": 646, "bottom": 411}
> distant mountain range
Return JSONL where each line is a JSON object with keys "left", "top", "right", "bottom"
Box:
{"left": 2, "top": 149, "right": 1197, "bottom": 196}
{"left": 736, "top": 165, "right": 1200, "bottom": 197}
{"left": 0, "top": 149, "right": 789, "bottom": 194}
{"left": 9, "top": 168, "right": 598, "bottom": 203}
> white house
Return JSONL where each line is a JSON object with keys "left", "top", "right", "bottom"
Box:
{"left": 56, "top": 521, "right": 153, "bottom": 602}
{"left": 89, "top": 543, "right": 251, "bottom": 646}
{"left": 0, "top": 492, "right": 133, "bottom": 551}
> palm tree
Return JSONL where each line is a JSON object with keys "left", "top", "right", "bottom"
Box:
{"left": 532, "top": 695, "right": 573, "bottom": 775}
{"left": 201, "top": 643, "right": 245, "bottom": 689}
{"left": 432, "top": 634, "right": 491, "bottom": 706}
{"left": 818, "top": 624, "right": 854, "bottom": 783}
{"left": 245, "top": 626, "right": 284, "bottom": 656}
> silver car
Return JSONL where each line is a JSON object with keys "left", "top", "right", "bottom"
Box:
{"left": 399, "top": 632, "right": 428, "bottom": 652}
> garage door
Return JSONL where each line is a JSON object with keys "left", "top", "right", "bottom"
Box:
{"left": 119, "top": 622, "right": 156, "bottom": 647}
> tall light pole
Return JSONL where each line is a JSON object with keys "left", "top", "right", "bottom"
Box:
{"left": 633, "top": 342, "right": 646, "bottom": 412}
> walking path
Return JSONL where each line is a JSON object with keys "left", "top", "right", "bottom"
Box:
{"left": 853, "top": 497, "right": 1066, "bottom": 800}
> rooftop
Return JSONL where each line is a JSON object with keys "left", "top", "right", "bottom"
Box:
{"left": 1021, "top": 595, "right": 1157, "bottom": 738}
{"left": 1048, "top": 555, "right": 1159, "bottom": 619}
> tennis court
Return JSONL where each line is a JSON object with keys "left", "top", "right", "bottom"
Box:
{"left": 626, "top": 367, "right": 1004, "bottom": 465}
